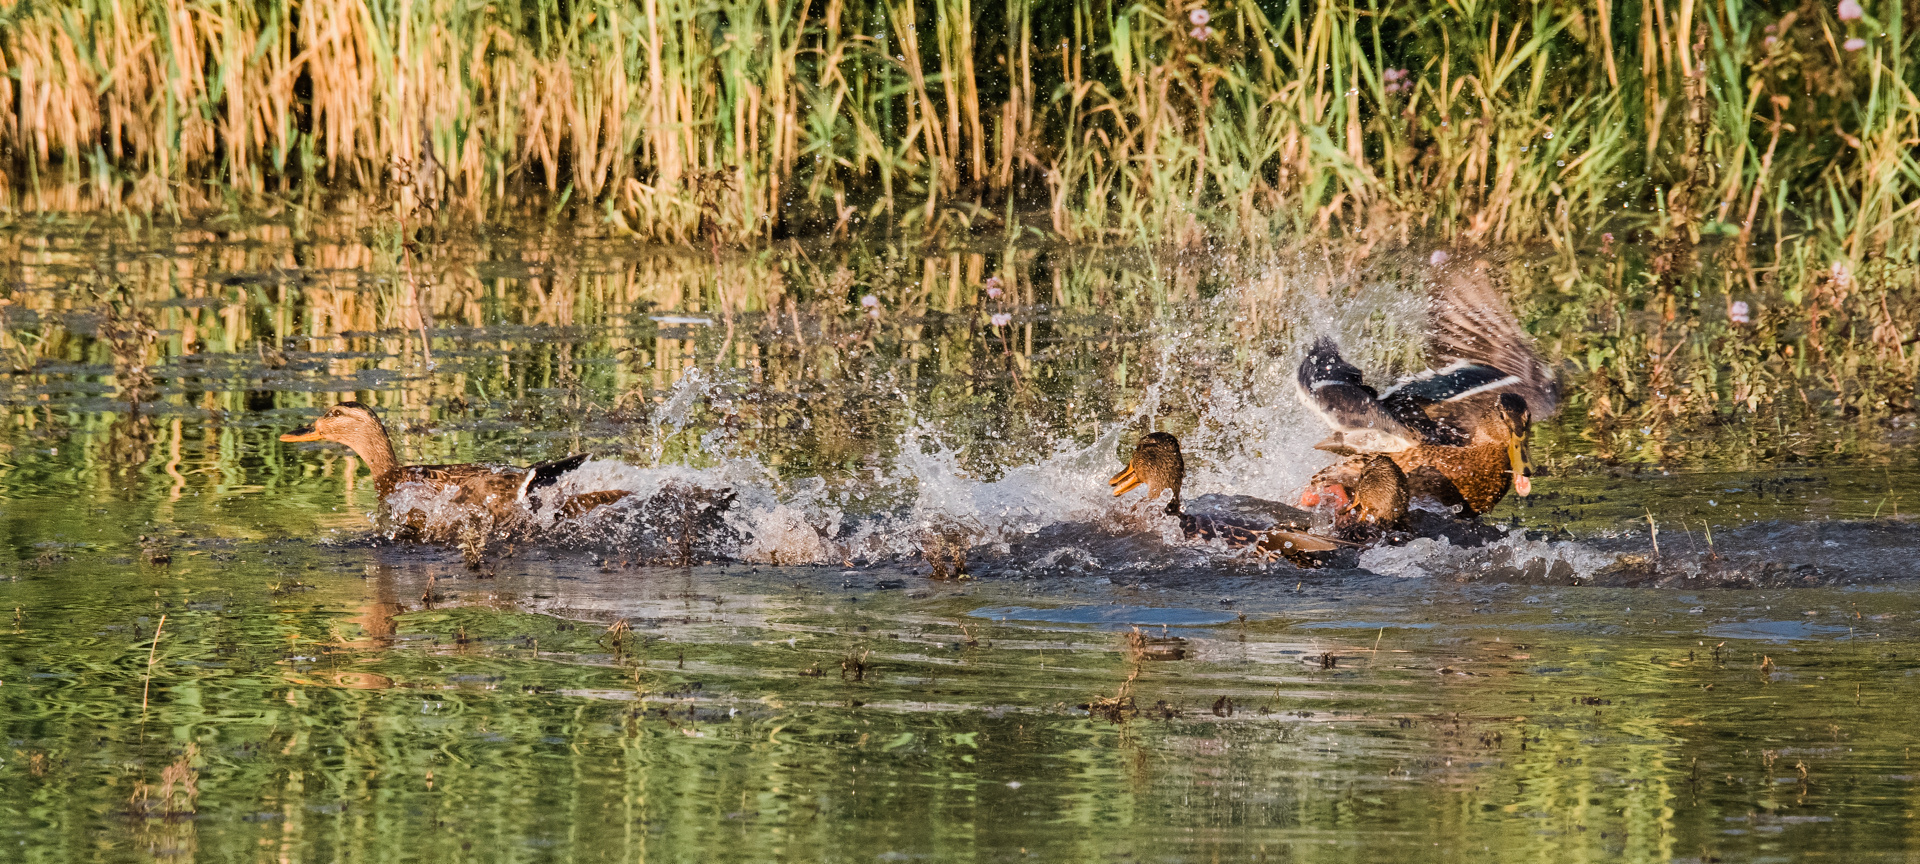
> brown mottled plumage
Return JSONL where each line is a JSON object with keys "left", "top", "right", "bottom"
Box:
{"left": 1314, "top": 394, "right": 1530, "bottom": 516}
{"left": 279, "top": 402, "right": 629, "bottom": 538}
{"left": 1296, "top": 256, "right": 1552, "bottom": 516}
{"left": 1110, "top": 432, "right": 1348, "bottom": 565}
{"left": 1393, "top": 437, "right": 1522, "bottom": 517}
{"left": 1303, "top": 453, "right": 1408, "bottom": 540}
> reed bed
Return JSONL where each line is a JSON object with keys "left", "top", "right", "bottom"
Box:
{"left": 1, "top": 0, "right": 1915, "bottom": 262}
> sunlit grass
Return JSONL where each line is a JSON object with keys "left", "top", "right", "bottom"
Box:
{"left": 1, "top": 0, "right": 1914, "bottom": 271}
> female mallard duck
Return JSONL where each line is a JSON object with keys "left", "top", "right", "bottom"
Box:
{"left": 279, "top": 401, "right": 629, "bottom": 539}
{"left": 1109, "top": 432, "right": 1347, "bottom": 565}
{"left": 1296, "top": 259, "right": 1557, "bottom": 516}
{"left": 1299, "top": 453, "right": 1408, "bottom": 542}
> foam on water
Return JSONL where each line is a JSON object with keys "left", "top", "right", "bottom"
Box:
{"left": 1358, "top": 529, "right": 1618, "bottom": 581}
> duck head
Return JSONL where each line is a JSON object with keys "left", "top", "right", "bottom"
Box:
{"left": 280, "top": 401, "right": 398, "bottom": 476}
{"left": 1110, "top": 432, "right": 1184, "bottom": 515}
{"left": 1300, "top": 454, "right": 1406, "bottom": 532}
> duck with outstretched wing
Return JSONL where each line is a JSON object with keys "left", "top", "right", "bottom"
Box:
{"left": 1295, "top": 258, "right": 1558, "bottom": 517}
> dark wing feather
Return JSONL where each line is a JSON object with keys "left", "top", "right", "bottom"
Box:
{"left": 1376, "top": 361, "right": 1520, "bottom": 446}
{"left": 1295, "top": 338, "right": 1421, "bottom": 448}
{"left": 1426, "top": 260, "right": 1559, "bottom": 418}
{"left": 403, "top": 464, "right": 498, "bottom": 485}
{"left": 1182, "top": 513, "right": 1349, "bottom": 552}
{"left": 519, "top": 453, "right": 591, "bottom": 501}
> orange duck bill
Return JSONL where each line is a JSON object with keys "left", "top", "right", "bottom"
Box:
{"left": 1507, "top": 435, "right": 1532, "bottom": 497}
{"left": 279, "top": 424, "right": 324, "bottom": 443}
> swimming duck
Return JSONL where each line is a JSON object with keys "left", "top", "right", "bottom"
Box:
{"left": 1296, "top": 259, "right": 1557, "bottom": 516}
{"left": 1109, "top": 432, "right": 1346, "bottom": 565}
{"left": 278, "top": 401, "right": 629, "bottom": 540}
{"left": 1300, "top": 453, "right": 1408, "bottom": 542}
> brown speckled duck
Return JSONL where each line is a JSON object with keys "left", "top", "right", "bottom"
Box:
{"left": 279, "top": 401, "right": 629, "bottom": 538}
{"left": 1299, "top": 453, "right": 1408, "bottom": 542}
{"left": 1110, "top": 432, "right": 1347, "bottom": 565}
{"left": 1295, "top": 258, "right": 1557, "bottom": 517}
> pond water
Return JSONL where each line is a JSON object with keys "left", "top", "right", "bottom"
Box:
{"left": 5, "top": 218, "right": 1920, "bottom": 862}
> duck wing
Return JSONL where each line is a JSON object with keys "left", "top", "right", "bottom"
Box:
{"left": 390, "top": 463, "right": 524, "bottom": 505}
{"left": 1296, "top": 338, "right": 1456, "bottom": 449}
{"left": 1181, "top": 513, "right": 1347, "bottom": 553}
{"left": 1427, "top": 259, "right": 1559, "bottom": 418}
{"left": 1375, "top": 360, "right": 1522, "bottom": 447}
{"left": 516, "top": 453, "right": 591, "bottom": 502}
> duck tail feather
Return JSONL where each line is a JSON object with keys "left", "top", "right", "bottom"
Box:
{"left": 1309, "top": 383, "right": 1405, "bottom": 433}
{"left": 1296, "top": 337, "right": 1369, "bottom": 393}
{"left": 520, "top": 453, "right": 591, "bottom": 501}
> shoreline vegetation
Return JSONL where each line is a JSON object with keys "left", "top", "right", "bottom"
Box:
{"left": 1, "top": 0, "right": 1914, "bottom": 253}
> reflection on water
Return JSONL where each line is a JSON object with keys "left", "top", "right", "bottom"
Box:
{"left": 6, "top": 218, "right": 1920, "bottom": 861}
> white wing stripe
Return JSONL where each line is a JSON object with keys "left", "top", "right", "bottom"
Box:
{"left": 1442, "top": 375, "right": 1521, "bottom": 402}
{"left": 1380, "top": 360, "right": 1477, "bottom": 397}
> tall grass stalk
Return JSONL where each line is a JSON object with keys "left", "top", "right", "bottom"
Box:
{"left": 1, "top": 0, "right": 1916, "bottom": 268}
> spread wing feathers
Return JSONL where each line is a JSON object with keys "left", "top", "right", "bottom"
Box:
{"left": 1381, "top": 360, "right": 1516, "bottom": 404}
{"left": 1295, "top": 338, "right": 1423, "bottom": 450}
{"left": 517, "top": 453, "right": 591, "bottom": 501}
{"left": 1427, "top": 262, "right": 1559, "bottom": 418}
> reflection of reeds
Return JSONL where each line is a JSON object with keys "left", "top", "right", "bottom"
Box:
{"left": 3, "top": 219, "right": 1920, "bottom": 495}
{"left": 2, "top": 0, "right": 1913, "bottom": 270}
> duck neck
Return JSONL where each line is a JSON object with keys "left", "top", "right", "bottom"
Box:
{"left": 339, "top": 426, "right": 400, "bottom": 484}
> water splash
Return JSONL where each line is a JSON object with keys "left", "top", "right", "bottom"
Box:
{"left": 378, "top": 256, "right": 1599, "bottom": 575}
{"left": 1358, "top": 529, "right": 1616, "bottom": 581}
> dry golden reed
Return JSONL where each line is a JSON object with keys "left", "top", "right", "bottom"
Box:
{"left": 0, "top": 0, "right": 1915, "bottom": 262}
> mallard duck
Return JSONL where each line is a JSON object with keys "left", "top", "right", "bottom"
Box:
{"left": 278, "top": 401, "right": 629, "bottom": 539}
{"left": 1299, "top": 453, "right": 1408, "bottom": 542}
{"left": 1109, "top": 432, "right": 1346, "bottom": 565}
{"left": 1296, "top": 259, "right": 1557, "bottom": 516}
